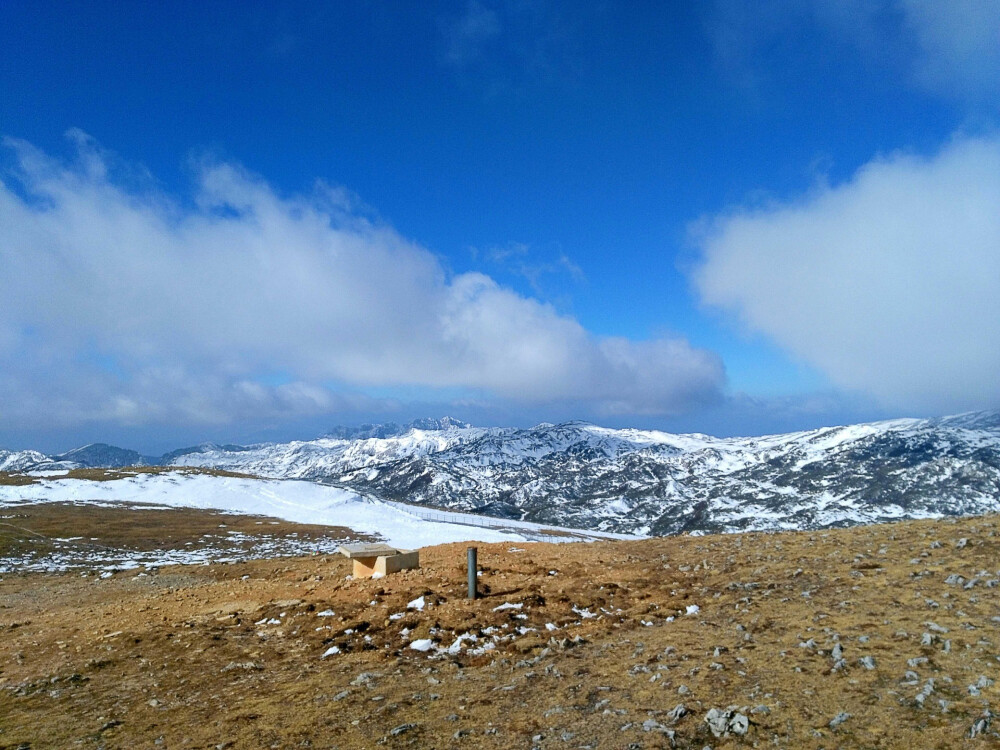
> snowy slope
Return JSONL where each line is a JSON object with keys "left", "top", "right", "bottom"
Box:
{"left": 0, "top": 473, "right": 529, "bottom": 549}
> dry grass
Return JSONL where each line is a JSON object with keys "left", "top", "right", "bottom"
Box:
{"left": 0, "top": 502, "right": 368, "bottom": 561}
{"left": 2, "top": 512, "right": 1000, "bottom": 748}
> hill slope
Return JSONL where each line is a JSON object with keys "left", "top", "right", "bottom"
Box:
{"left": 3, "top": 513, "right": 999, "bottom": 748}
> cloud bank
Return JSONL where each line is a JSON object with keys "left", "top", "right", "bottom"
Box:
{"left": 0, "top": 131, "right": 724, "bottom": 431}
{"left": 693, "top": 134, "right": 1000, "bottom": 415}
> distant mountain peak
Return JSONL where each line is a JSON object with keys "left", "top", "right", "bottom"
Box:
{"left": 54, "top": 443, "right": 150, "bottom": 468}
{"left": 323, "top": 417, "right": 473, "bottom": 441}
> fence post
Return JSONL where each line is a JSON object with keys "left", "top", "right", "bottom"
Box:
{"left": 467, "top": 546, "right": 478, "bottom": 600}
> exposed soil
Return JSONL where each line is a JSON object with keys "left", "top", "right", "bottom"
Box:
{"left": 2, "top": 511, "right": 1000, "bottom": 749}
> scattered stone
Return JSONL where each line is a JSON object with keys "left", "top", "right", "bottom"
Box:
{"left": 642, "top": 718, "right": 673, "bottom": 737}
{"left": 704, "top": 707, "right": 750, "bottom": 738}
{"left": 829, "top": 712, "right": 851, "bottom": 729}
{"left": 666, "top": 703, "right": 688, "bottom": 723}
{"left": 390, "top": 723, "right": 418, "bottom": 736}
{"left": 968, "top": 675, "right": 994, "bottom": 696}
{"left": 968, "top": 711, "right": 993, "bottom": 738}
{"left": 915, "top": 679, "right": 935, "bottom": 706}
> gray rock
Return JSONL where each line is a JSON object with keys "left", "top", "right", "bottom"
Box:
{"left": 390, "top": 723, "right": 418, "bottom": 736}
{"left": 945, "top": 574, "right": 966, "bottom": 585}
{"left": 956, "top": 537, "right": 969, "bottom": 549}
{"left": 829, "top": 712, "right": 851, "bottom": 729}
{"left": 969, "top": 675, "right": 994, "bottom": 696}
{"left": 859, "top": 655, "right": 876, "bottom": 670}
{"left": 968, "top": 711, "right": 993, "bottom": 738}
{"left": 351, "top": 671, "right": 380, "bottom": 687}
{"left": 915, "top": 679, "right": 935, "bottom": 706}
{"left": 704, "top": 707, "right": 749, "bottom": 738}
{"left": 907, "top": 657, "right": 929, "bottom": 668}
{"left": 666, "top": 703, "right": 687, "bottom": 723}
{"left": 831, "top": 643, "right": 844, "bottom": 660}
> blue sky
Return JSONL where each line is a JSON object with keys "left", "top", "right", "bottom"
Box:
{"left": 1, "top": 1, "right": 999, "bottom": 453}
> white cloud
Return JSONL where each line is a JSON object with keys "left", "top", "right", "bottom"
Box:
{"left": 692, "top": 133, "right": 1000, "bottom": 415}
{"left": 894, "top": 0, "right": 1000, "bottom": 100}
{"left": 0, "top": 132, "right": 724, "bottom": 430}
{"left": 711, "top": 0, "right": 1000, "bottom": 103}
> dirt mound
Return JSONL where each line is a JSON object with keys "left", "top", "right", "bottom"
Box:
{"left": 3, "top": 513, "right": 1000, "bottom": 748}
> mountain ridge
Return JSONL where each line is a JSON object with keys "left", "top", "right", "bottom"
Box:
{"left": 5, "top": 411, "right": 998, "bottom": 536}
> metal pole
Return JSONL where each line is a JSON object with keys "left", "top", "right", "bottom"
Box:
{"left": 467, "top": 546, "right": 478, "bottom": 600}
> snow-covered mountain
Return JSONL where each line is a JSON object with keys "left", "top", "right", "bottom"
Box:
{"left": 0, "top": 449, "right": 62, "bottom": 473}
{"left": 168, "top": 412, "right": 1000, "bottom": 535}
{"left": 7, "top": 412, "right": 1000, "bottom": 536}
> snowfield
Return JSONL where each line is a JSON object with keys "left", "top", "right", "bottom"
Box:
{"left": 0, "top": 473, "right": 527, "bottom": 549}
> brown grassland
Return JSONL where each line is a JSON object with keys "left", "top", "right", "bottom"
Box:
{"left": 1, "top": 503, "right": 999, "bottom": 749}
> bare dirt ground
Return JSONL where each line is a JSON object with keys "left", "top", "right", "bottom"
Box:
{"left": 2, "top": 508, "right": 1000, "bottom": 749}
